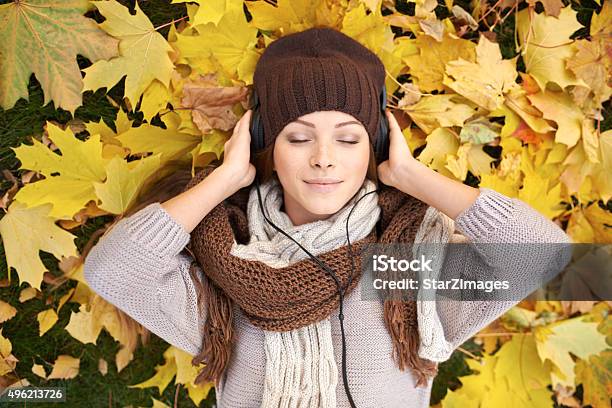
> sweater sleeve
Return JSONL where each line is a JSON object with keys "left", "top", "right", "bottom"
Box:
{"left": 83, "top": 202, "right": 208, "bottom": 357}
{"left": 434, "top": 187, "right": 573, "bottom": 355}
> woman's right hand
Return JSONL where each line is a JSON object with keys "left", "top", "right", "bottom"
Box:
{"left": 216, "top": 109, "right": 257, "bottom": 193}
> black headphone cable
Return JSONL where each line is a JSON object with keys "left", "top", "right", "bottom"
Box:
{"left": 254, "top": 175, "right": 382, "bottom": 408}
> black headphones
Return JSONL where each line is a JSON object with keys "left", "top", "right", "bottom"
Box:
{"left": 246, "top": 87, "right": 390, "bottom": 407}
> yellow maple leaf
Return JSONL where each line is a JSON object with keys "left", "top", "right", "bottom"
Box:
{"left": 173, "top": 0, "right": 243, "bottom": 27}
{"left": 245, "top": 0, "right": 325, "bottom": 35}
{"left": 0, "top": 300, "right": 17, "bottom": 325}
{"left": 465, "top": 143, "right": 496, "bottom": 176}
{"left": 566, "top": 38, "right": 612, "bottom": 110}
{"left": 89, "top": 298, "right": 141, "bottom": 372}
{"left": 559, "top": 140, "right": 599, "bottom": 200}
{"left": 115, "top": 112, "right": 201, "bottom": 165}
{"left": 341, "top": 1, "right": 394, "bottom": 55}
{"left": 139, "top": 79, "right": 172, "bottom": 122}
{"left": 527, "top": 90, "right": 588, "bottom": 149}
{"left": 404, "top": 33, "right": 476, "bottom": 92}
{"left": 495, "top": 334, "right": 552, "bottom": 400}
{"left": 534, "top": 315, "right": 609, "bottom": 388}
{"left": 32, "top": 363, "right": 47, "bottom": 379}
{"left": 503, "top": 88, "right": 556, "bottom": 135}
{"left": 185, "top": 6, "right": 259, "bottom": 84}
{"left": 0, "top": 328, "right": 17, "bottom": 376}
{"left": 583, "top": 203, "right": 612, "bottom": 243}
{"left": 479, "top": 172, "right": 521, "bottom": 198}
{"left": 172, "top": 347, "right": 212, "bottom": 404}
{"left": 592, "top": 129, "right": 612, "bottom": 202}
{"left": 129, "top": 346, "right": 177, "bottom": 395}
{"left": 442, "top": 334, "right": 553, "bottom": 407}
{"left": 151, "top": 398, "right": 171, "bottom": 408}
{"left": 386, "top": 37, "right": 418, "bottom": 94}
{"left": 18, "top": 287, "right": 37, "bottom": 303}
{"left": 93, "top": 153, "right": 162, "bottom": 215}
{"left": 185, "top": 381, "right": 214, "bottom": 406}
{"left": 65, "top": 304, "right": 103, "bottom": 344}
{"left": 0, "top": 201, "right": 78, "bottom": 289}
{"left": 444, "top": 34, "right": 519, "bottom": 111}
{"left": 417, "top": 127, "right": 459, "bottom": 179}
{"left": 12, "top": 122, "right": 108, "bottom": 219}
{"left": 172, "top": 28, "right": 225, "bottom": 78}
{"left": 84, "top": 110, "right": 131, "bottom": 160}
{"left": 82, "top": 0, "right": 174, "bottom": 106}
{"left": 192, "top": 130, "right": 229, "bottom": 163}
{"left": 575, "top": 350, "right": 612, "bottom": 408}
{"left": 404, "top": 94, "right": 476, "bottom": 134}
{"left": 519, "top": 148, "right": 565, "bottom": 219}
{"left": 516, "top": 5, "right": 585, "bottom": 91}
{"left": 37, "top": 308, "right": 59, "bottom": 336}
{"left": 47, "top": 355, "right": 80, "bottom": 380}
{"left": 567, "top": 207, "right": 595, "bottom": 243}
{"left": 590, "top": 1, "right": 612, "bottom": 37}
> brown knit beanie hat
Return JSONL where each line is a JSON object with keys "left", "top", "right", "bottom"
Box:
{"left": 252, "top": 26, "right": 386, "bottom": 149}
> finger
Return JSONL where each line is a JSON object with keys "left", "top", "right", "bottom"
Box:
{"left": 232, "top": 110, "right": 250, "bottom": 137}
{"left": 239, "top": 110, "right": 252, "bottom": 133}
{"left": 385, "top": 109, "right": 402, "bottom": 143}
{"left": 385, "top": 109, "right": 402, "bottom": 134}
{"left": 242, "top": 110, "right": 252, "bottom": 138}
{"left": 242, "top": 109, "right": 252, "bottom": 124}
{"left": 385, "top": 110, "right": 405, "bottom": 146}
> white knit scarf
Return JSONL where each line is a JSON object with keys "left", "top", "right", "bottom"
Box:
{"left": 229, "top": 174, "right": 456, "bottom": 406}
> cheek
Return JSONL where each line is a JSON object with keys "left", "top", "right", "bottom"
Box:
{"left": 345, "top": 146, "right": 371, "bottom": 172}
{"left": 273, "top": 145, "right": 302, "bottom": 175}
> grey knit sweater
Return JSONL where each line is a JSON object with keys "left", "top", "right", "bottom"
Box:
{"left": 83, "top": 187, "right": 572, "bottom": 407}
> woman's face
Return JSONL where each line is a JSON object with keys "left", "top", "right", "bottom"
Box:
{"left": 273, "top": 110, "right": 371, "bottom": 226}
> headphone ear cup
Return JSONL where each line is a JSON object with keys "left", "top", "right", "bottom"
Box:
{"left": 250, "top": 109, "right": 263, "bottom": 152}
{"left": 375, "top": 116, "right": 390, "bottom": 163}
{"left": 249, "top": 91, "right": 264, "bottom": 153}
{"left": 374, "top": 88, "right": 390, "bottom": 163}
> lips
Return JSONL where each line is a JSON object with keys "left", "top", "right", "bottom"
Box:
{"left": 304, "top": 179, "right": 342, "bottom": 184}
{"left": 304, "top": 180, "right": 342, "bottom": 193}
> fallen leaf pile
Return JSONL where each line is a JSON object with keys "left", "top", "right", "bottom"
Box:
{"left": 0, "top": 0, "right": 610, "bottom": 406}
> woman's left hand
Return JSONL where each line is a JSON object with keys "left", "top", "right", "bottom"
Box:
{"left": 377, "top": 109, "right": 417, "bottom": 189}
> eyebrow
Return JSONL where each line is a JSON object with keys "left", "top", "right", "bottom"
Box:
{"left": 293, "top": 119, "right": 362, "bottom": 128}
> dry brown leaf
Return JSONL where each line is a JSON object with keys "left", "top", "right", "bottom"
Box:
{"left": 180, "top": 73, "right": 250, "bottom": 134}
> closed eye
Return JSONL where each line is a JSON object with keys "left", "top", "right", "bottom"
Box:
{"left": 288, "top": 140, "right": 359, "bottom": 144}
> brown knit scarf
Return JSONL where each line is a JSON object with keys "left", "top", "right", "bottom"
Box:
{"left": 183, "top": 165, "right": 439, "bottom": 389}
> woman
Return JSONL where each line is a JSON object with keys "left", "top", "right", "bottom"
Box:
{"left": 84, "top": 27, "right": 572, "bottom": 407}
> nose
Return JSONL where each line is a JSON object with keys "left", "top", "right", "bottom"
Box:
{"left": 310, "top": 142, "right": 335, "bottom": 168}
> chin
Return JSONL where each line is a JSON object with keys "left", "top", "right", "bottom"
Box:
{"left": 301, "top": 197, "right": 346, "bottom": 216}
